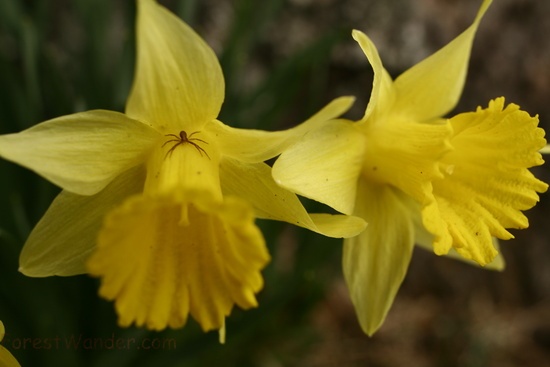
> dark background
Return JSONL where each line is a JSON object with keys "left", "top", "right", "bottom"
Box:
{"left": 0, "top": 0, "right": 548, "bottom": 366}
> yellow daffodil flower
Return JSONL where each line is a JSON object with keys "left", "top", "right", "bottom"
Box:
{"left": 0, "top": 0, "right": 365, "bottom": 334}
{"left": 0, "top": 321, "right": 21, "bottom": 367}
{"left": 272, "top": 0, "right": 547, "bottom": 335}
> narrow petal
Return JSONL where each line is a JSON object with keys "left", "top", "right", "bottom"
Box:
{"left": 343, "top": 179, "right": 415, "bottom": 336}
{"left": 422, "top": 98, "right": 548, "bottom": 265}
{"left": 88, "top": 192, "right": 269, "bottom": 332}
{"left": 220, "top": 158, "right": 366, "bottom": 238}
{"left": 207, "top": 96, "right": 355, "bottom": 163}
{"left": 126, "top": 0, "right": 224, "bottom": 132}
{"left": 272, "top": 120, "right": 365, "bottom": 215}
{"left": 19, "top": 166, "right": 145, "bottom": 277}
{"left": 0, "top": 110, "right": 158, "bottom": 195}
{"left": 392, "top": 0, "right": 492, "bottom": 120}
{"left": 351, "top": 30, "right": 395, "bottom": 122}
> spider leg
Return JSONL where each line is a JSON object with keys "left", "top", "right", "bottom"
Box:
{"left": 162, "top": 131, "right": 211, "bottom": 160}
{"left": 164, "top": 141, "right": 182, "bottom": 159}
{"left": 189, "top": 142, "right": 211, "bottom": 160}
{"left": 162, "top": 138, "right": 181, "bottom": 148}
{"left": 188, "top": 137, "right": 209, "bottom": 145}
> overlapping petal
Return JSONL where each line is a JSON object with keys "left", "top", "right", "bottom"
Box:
{"left": 219, "top": 158, "right": 367, "bottom": 238}
{"left": 343, "top": 179, "right": 415, "bottom": 336}
{"left": 422, "top": 98, "right": 548, "bottom": 265}
{"left": 270, "top": 110, "right": 452, "bottom": 217}
{"left": 19, "top": 166, "right": 145, "bottom": 277}
{"left": 0, "top": 110, "right": 158, "bottom": 195}
{"left": 207, "top": 96, "right": 355, "bottom": 163}
{"left": 126, "top": 0, "right": 224, "bottom": 132}
{"left": 392, "top": 0, "right": 492, "bottom": 121}
{"left": 272, "top": 120, "right": 365, "bottom": 215}
{"left": 88, "top": 192, "right": 269, "bottom": 332}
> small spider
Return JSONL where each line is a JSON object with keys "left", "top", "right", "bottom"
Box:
{"left": 162, "top": 130, "right": 210, "bottom": 160}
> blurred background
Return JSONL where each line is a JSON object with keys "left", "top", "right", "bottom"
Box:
{"left": 0, "top": 0, "right": 549, "bottom": 366}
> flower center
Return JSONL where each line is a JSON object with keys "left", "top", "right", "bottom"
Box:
{"left": 162, "top": 130, "right": 210, "bottom": 160}
{"left": 144, "top": 129, "right": 222, "bottom": 201}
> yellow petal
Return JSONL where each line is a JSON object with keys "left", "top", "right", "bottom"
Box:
{"left": 19, "top": 166, "right": 145, "bottom": 277}
{"left": 87, "top": 192, "right": 269, "bottom": 332}
{"left": 422, "top": 98, "right": 548, "bottom": 265}
{"left": 0, "top": 321, "right": 21, "bottom": 367}
{"left": 351, "top": 30, "right": 395, "bottom": 122}
{"left": 220, "top": 158, "right": 366, "bottom": 238}
{"left": 343, "top": 179, "right": 415, "bottom": 336}
{"left": 392, "top": 0, "right": 492, "bottom": 120}
{"left": 272, "top": 119, "right": 365, "bottom": 215}
{"left": 126, "top": 0, "right": 224, "bottom": 132}
{"left": 0, "top": 347, "right": 21, "bottom": 367}
{"left": 207, "top": 96, "right": 355, "bottom": 163}
{"left": 0, "top": 110, "right": 158, "bottom": 195}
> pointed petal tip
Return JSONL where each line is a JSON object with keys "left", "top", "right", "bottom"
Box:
{"left": 358, "top": 314, "right": 384, "bottom": 337}
{"left": 365, "top": 329, "right": 377, "bottom": 337}
{"left": 17, "top": 264, "right": 46, "bottom": 278}
{"left": 335, "top": 95, "right": 357, "bottom": 111}
{"left": 351, "top": 29, "right": 365, "bottom": 40}
{"left": 18, "top": 265, "right": 41, "bottom": 277}
{"left": 390, "top": 0, "right": 493, "bottom": 120}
